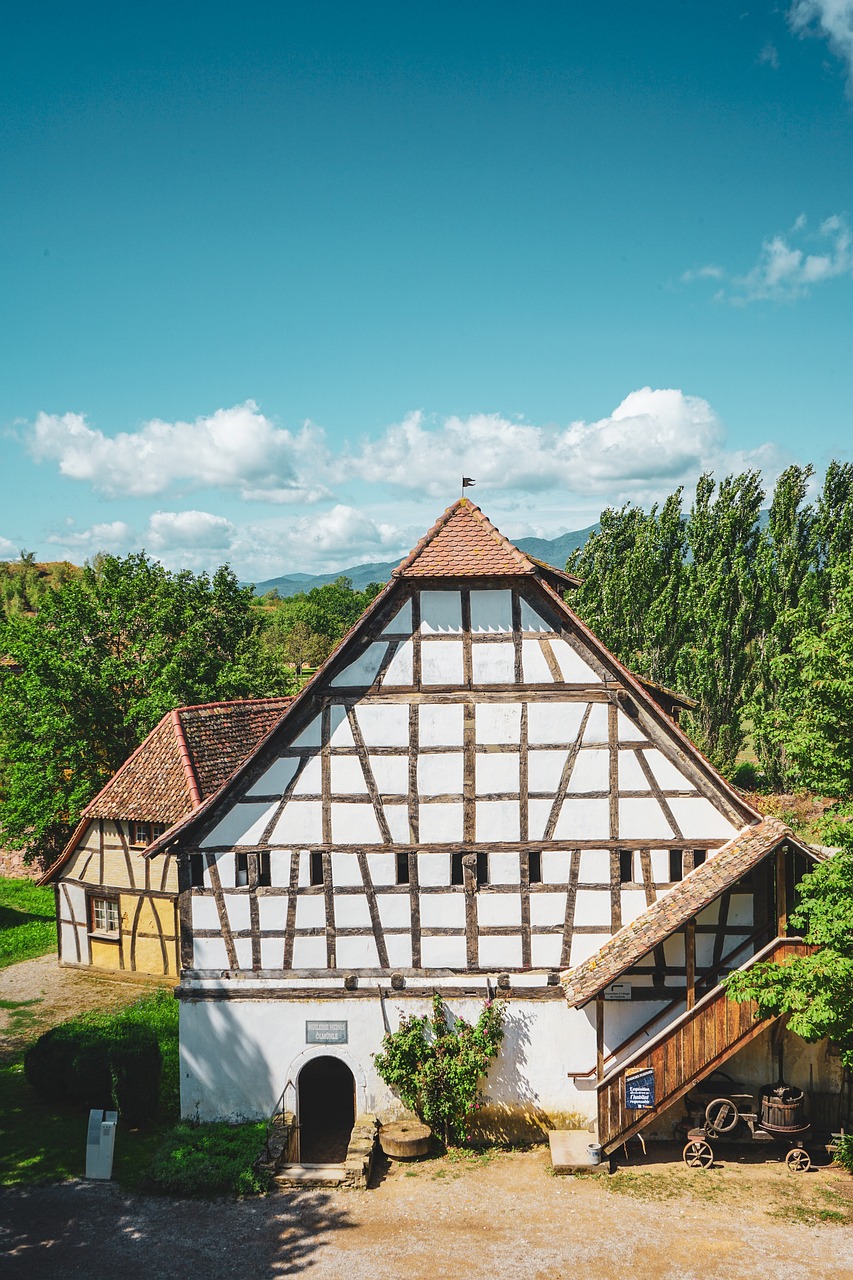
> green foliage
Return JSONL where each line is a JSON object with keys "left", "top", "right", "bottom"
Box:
{"left": 260, "top": 576, "right": 383, "bottom": 676}
{"left": 146, "top": 1121, "right": 271, "bottom": 1196}
{"left": 724, "top": 830, "right": 853, "bottom": 1068}
{"left": 0, "top": 552, "right": 295, "bottom": 864}
{"left": 834, "top": 1133, "right": 853, "bottom": 1173}
{"left": 0, "top": 555, "right": 81, "bottom": 619}
{"left": 0, "top": 878, "right": 57, "bottom": 969}
{"left": 373, "top": 994, "right": 505, "bottom": 1144}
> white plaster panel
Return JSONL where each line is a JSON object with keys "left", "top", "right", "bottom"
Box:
{"left": 550, "top": 638, "right": 601, "bottom": 684}
{"left": 419, "top": 703, "right": 464, "bottom": 746}
{"left": 297, "top": 851, "right": 312, "bottom": 887}
{"left": 574, "top": 889, "right": 612, "bottom": 927}
{"left": 334, "top": 895, "right": 372, "bottom": 929}
{"left": 272, "top": 801, "right": 323, "bottom": 845}
{"left": 421, "top": 935, "right": 466, "bottom": 967}
{"left": 328, "top": 705, "right": 355, "bottom": 747}
{"left": 369, "top": 755, "right": 409, "bottom": 794}
{"left": 667, "top": 799, "right": 738, "bottom": 840}
{"left": 479, "top": 935, "right": 523, "bottom": 968}
{"left": 531, "top": 934, "right": 562, "bottom": 967}
{"left": 476, "top": 801, "right": 520, "bottom": 843}
{"left": 366, "top": 852, "right": 396, "bottom": 885}
{"left": 578, "top": 849, "right": 610, "bottom": 884}
{"left": 417, "top": 851, "right": 450, "bottom": 886}
{"left": 331, "top": 642, "right": 387, "bottom": 687}
{"left": 385, "top": 934, "right": 413, "bottom": 968}
{"left": 471, "top": 752, "right": 517, "bottom": 793}
{"left": 418, "top": 753, "right": 463, "bottom": 795}
{"left": 356, "top": 703, "right": 409, "bottom": 746}
{"left": 618, "top": 751, "right": 651, "bottom": 792}
{"left": 223, "top": 895, "right": 251, "bottom": 932}
{"left": 292, "top": 715, "right": 322, "bottom": 748}
{"left": 567, "top": 749, "right": 609, "bottom": 793}
{"left": 528, "top": 701, "right": 585, "bottom": 745}
{"left": 472, "top": 641, "right": 515, "bottom": 684}
{"left": 582, "top": 703, "right": 610, "bottom": 744}
{"left": 258, "top": 897, "right": 288, "bottom": 931}
{"left": 420, "top": 590, "right": 463, "bottom": 633}
{"left": 420, "top": 893, "right": 465, "bottom": 928}
{"left": 554, "top": 798, "right": 610, "bottom": 840}
{"left": 619, "top": 798, "right": 676, "bottom": 840}
{"left": 233, "top": 939, "right": 253, "bottom": 970}
{"left": 382, "top": 640, "right": 414, "bottom": 686}
{"left": 695, "top": 900, "right": 720, "bottom": 926}
{"left": 295, "top": 896, "right": 326, "bottom": 929}
{"left": 384, "top": 806, "right": 411, "bottom": 843}
{"left": 293, "top": 757, "right": 323, "bottom": 795}
{"left": 521, "top": 639, "right": 554, "bottom": 683}
{"left": 331, "top": 756, "right": 368, "bottom": 794}
{"left": 331, "top": 803, "right": 383, "bottom": 845}
{"left": 421, "top": 640, "right": 464, "bottom": 685}
{"left": 569, "top": 933, "right": 609, "bottom": 966}
{"left": 527, "top": 799, "right": 553, "bottom": 841}
{"left": 519, "top": 598, "right": 553, "bottom": 632}
{"left": 530, "top": 893, "right": 566, "bottom": 927}
{"left": 650, "top": 849, "right": 669, "bottom": 883}
{"left": 476, "top": 702, "right": 521, "bottom": 744}
{"left": 727, "top": 894, "right": 754, "bottom": 927}
{"left": 616, "top": 710, "right": 647, "bottom": 742}
{"left": 246, "top": 757, "right": 299, "bottom": 797}
{"left": 527, "top": 749, "right": 566, "bottom": 793}
{"left": 470, "top": 589, "right": 513, "bottom": 632}
{"left": 696, "top": 936, "right": 716, "bottom": 969}
{"left": 487, "top": 851, "right": 521, "bottom": 885}
{"left": 477, "top": 893, "right": 521, "bottom": 927}
{"left": 620, "top": 889, "right": 649, "bottom": 926}
{"left": 383, "top": 597, "right": 412, "bottom": 634}
{"left": 541, "top": 850, "right": 570, "bottom": 883}
{"left": 260, "top": 937, "right": 285, "bottom": 969}
{"left": 291, "top": 936, "right": 328, "bottom": 968}
{"left": 202, "top": 802, "right": 277, "bottom": 849}
{"left": 376, "top": 894, "right": 411, "bottom": 928}
{"left": 331, "top": 852, "right": 364, "bottom": 887}
{"left": 337, "top": 935, "right": 382, "bottom": 969}
{"left": 60, "top": 922, "right": 87, "bottom": 963}
{"left": 193, "top": 936, "right": 230, "bottom": 969}
{"left": 664, "top": 935, "right": 686, "bottom": 966}
{"left": 645, "top": 749, "right": 693, "bottom": 790}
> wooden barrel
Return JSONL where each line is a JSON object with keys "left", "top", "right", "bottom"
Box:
{"left": 760, "top": 1085, "right": 806, "bottom": 1131}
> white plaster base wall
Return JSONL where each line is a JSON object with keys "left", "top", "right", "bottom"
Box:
{"left": 179, "top": 991, "right": 602, "bottom": 1132}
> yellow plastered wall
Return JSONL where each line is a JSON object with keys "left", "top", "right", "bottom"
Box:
{"left": 119, "top": 892, "right": 179, "bottom": 976}
{"left": 89, "top": 937, "right": 122, "bottom": 970}
{"left": 61, "top": 822, "right": 99, "bottom": 881}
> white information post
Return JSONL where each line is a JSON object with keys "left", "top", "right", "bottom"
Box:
{"left": 85, "top": 1109, "right": 118, "bottom": 1180}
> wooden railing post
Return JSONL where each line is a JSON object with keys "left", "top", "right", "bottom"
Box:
{"left": 596, "top": 996, "right": 605, "bottom": 1081}
{"left": 776, "top": 844, "right": 787, "bottom": 936}
{"left": 685, "top": 918, "right": 695, "bottom": 1011}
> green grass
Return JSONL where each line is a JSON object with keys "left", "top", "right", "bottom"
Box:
{"left": 0, "top": 878, "right": 57, "bottom": 969}
{"left": 146, "top": 1122, "right": 270, "bottom": 1197}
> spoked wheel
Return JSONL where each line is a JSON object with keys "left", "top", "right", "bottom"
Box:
{"left": 683, "top": 1139, "right": 714, "bottom": 1169}
{"left": 785, "top": 1147, "right": 811, "bottom": 1173}
{"left": 704, "top": 1098, "right": 739, "bottom": 1135}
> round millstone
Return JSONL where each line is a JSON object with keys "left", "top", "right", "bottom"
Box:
{"left": 379, "top": 1122, "right": 432, "bottom": 1159}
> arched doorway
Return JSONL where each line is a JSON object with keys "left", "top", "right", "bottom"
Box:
{"left": 298, "top": 1055, "right": 356, "bottom": 1163}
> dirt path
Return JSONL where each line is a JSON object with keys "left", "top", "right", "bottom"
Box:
{"left": 2, "top": 1147, "right": 852, "bottom": 1280}
{"left": 0, "top": 956, "right": 162, "bottom": 1058}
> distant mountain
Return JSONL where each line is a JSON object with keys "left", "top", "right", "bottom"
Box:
{"left": 250, "top": 524, "right": 600, "bottom": 598}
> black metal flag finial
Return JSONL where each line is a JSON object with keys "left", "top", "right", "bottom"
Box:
{"left": 462, "top": 476, "right": 476, "bottom": 492}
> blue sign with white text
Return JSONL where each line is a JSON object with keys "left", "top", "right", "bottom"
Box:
{"left": 625, "top": 1067, "right": 655, "bottom": 1110}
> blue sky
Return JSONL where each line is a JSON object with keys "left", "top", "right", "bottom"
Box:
{"left": 2, "top": 2, "right": 852, "bottom": 579}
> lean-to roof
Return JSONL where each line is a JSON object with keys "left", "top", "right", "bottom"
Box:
{"left": 560, "top": 816, "right": 823, "bottom": 1008}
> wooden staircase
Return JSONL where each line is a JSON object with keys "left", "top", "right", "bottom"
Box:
{"left": 597, "top": 936, "right": 809, "bottom": 1153}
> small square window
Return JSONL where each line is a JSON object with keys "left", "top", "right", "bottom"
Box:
{"left": 128, "top": 821, "right": 149, "bottom": 847}
{"left": 257, "top": 851, "right": 271, "bottom": 887}
{"left": 396, "top": 851, "right": 410, "bottom": 885}
{"left": 92, "top": 897, "right": 119, "bottom": 935}
{"left": 189, "top": 853, "right": 205, "bottom": 887}
{"left": 236, "top": 853, "right": 249, "bottom": 887}
{"left": 528, "top": 851, "right": 542, "bottom": 884}
{"left": 310, "top": 851, "right": 324, "bottom": 886}
{"left": 619, "top": 849, "right": 633, "bottom": 884}
{"left": 693, "top": 850, "right": 707, "bottom": 869}
{"left": 451, "top": 852, "right": 464, "bottom": 886}
{"left": 669, "top": 850, "right": 683, "bottom": 882}
{"left": 476, "top": 850, "right": 489, "bottom": 886}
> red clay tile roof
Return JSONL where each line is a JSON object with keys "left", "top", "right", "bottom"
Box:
{"left": 560, "top": 817, "right": 822, "bottom": 1007}
{"left": 393, "top": 498, "right": 581, "bottom": 584}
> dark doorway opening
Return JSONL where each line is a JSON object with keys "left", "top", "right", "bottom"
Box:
{"left": 298, "top": 1055, "right": 356, "bottom": 1164}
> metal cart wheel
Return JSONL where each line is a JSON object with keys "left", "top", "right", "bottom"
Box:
{"left": 704, "top": 1098, "right": 739, "bottom": 1134}
{"left": 785, "top": 1147, "right": 811, "bottom": 1173}
{"left": 683, "top": 1139, "right": 714, "bottom": 1169}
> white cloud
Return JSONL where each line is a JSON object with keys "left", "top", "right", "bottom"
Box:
{"left": 0, "top": 535, "right": 18, "bottom": 560}
{"left": 790, "top": 0, "right": 853, "bottom": 83}
{"left": 684, "top": 214, "right": 853, "bottom": 303}
{"left": 759, "top": 41, "right": 781, "bottom": 70}
{"left": 680, "top": 265, "right": 724, "bottom": 283}
{"left": 47, "top": 521, "right": 135, "bottom": 553}
{"left": 146, "top": 510, "right": 235, "bottom": 551}
{"left": 28, "top": 402, "right": 329, "bottom": 504}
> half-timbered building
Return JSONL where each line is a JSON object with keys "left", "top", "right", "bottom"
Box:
{"left": 136, "top": 500, "right": 840, "bottom": 1150}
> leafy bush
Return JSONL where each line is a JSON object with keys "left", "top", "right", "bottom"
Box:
{"left": 146, "top": 1122, "right": 271, "bottom": 1196}
{"left": 834, "top": 1133, "right": 853, "bottom": 1174}
{"left": 110, "top": 1026, "right": 162, "bottom": 1126}
{"left": 374, "top": 994, "right": 505, "bottom": 1144}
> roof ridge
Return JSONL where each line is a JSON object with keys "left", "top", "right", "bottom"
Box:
{"left": 392, "top": 497, "right": 536, "bottom": 578}
{"left": 175, "top": 695, "right": 294, "bottom": 714}
{"left": 171, "top": 709, "right": 202, "bottom": 807}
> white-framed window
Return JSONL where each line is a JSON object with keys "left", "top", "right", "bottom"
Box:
{"left": 91, "top": 896, "right": 120, "bottom": 935}
{"left": 128, "top": 821, "right": 166, "bottom": 847}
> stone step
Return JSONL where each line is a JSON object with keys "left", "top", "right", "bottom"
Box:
{"left": 275, "top": 1162, "right": 347, "bottom": 1187}
{"left": 548, "top": 1130, "right": 606, "bottom": 1175}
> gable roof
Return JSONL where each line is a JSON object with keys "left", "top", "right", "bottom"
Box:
{"left": 560, "top": 817, "right": 824, "bottom": 1008}
{"left": 39, "top": 697, "right": 292, "bottom": 883}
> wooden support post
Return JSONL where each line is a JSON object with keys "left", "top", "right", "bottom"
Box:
{"left": 685, "top": 918, "right": 695, "bottom": 1011}
{"left": 776, "top": 843, "right": 787, "bottom": 937}
{"left": 596, "top": 996, "right": 605, "bottom": 1082}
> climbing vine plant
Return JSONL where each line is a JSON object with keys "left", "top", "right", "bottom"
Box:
{"left": 374, "top": 993, "right": 505, "bottom": 1144}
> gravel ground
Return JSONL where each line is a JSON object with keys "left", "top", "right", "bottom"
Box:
{"left": 2, "top": 1147, "right": 852, "bottom": 1280}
